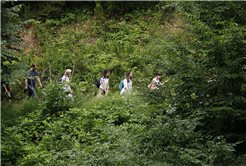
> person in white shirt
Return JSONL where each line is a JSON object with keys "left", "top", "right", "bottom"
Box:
{"left": 151, "top": 72, "right": 168, "bottom": 90}
{"left": 62, "top": 69, "right": 73, "bottom": 98}
{"left": 99, "top": 69, "right": 110, "bottom": 95}
{"left": 120, "top": 70, "right": 133, "bottom": 95}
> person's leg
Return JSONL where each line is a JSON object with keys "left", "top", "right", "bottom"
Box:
{"left": 99, "top": 88, "right": 105, "bottom": 95}
{"left": 28, "top": 85, "right": 33, "bottom": 97}
{"left": 28, "top": 85, "right": 37, "bottom": 102}
{"left": 28, "top": 85, "right": 37, "bottom": 103}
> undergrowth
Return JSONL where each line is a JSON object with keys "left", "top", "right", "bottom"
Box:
{"left": 3, "top": 1, "right": 246, "bottom": 165}
{"left": 15, "top": 2, "right": 189, "bottom": 99}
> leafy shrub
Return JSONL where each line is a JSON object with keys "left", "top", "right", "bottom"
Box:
{"left": 156, "top": 0, "right": 246, "bottom": 158}
{"left": 40, "top": 102, "right": 243, "bottom": 165}
{"left": 41, "top": 80, "right": 73, "bottom": 114}
{"left": 1, "top": 125, "right": 25, "bottom": 166}
{"left": 4, "top": 1, "right": 246, "bottom": 165}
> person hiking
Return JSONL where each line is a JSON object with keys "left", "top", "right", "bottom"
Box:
{"left": 99, "top": 69, "right": 110, "bottom": 95}
{"left": 150, "top": 72, "right": 168, "bottom": 90}
{"left": 2, "top": 82, "right": 12, "bottom": 102}
{"left": 24, "top": 63, "right": 42, "bottom": 98}
{"left": 3, "top": 83, "right": 12, "bottom": 98}
{"left": 120, "top": 70, "right": 133, "bottom": 95}
{"left": 61, "top": 69, "right": 73, "bottom": 98}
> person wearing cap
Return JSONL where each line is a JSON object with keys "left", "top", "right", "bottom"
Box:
{"left": 24, "top": 63, "right": 42, "bottom": 98}
{"left": 61, "top": 69, "right": 73, "bottom": 98}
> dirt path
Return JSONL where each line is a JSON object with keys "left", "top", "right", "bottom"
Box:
{"left": 20, "top": 27, "right": 38, "bottom": 52}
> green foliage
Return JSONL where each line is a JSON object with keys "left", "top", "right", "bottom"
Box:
{"left": 101, "top": 1, "right": 160, "bottom": 19}
{"left": 3, "top": 1, "right": 246, "bottom": 165}
{"left": 2, "top": 92, "right": 145, "bottom": 165}
{"left": 18, "top": 1, "right": 162, "bottom": 26}
{"left": 1, "top": 1, "right": 32, "bottom": 84}
{"left": 1, "top": 99, "right": 39, "bottom": 127}
{"left": 155, "top": 0, "right": 246, "bottom": 157}
{"left": 1, "top": 125, "right": 25, "bottom": 166}
{"left": 40, "top": 80, "right": 75, "bottom": 114}
{"left": 179, "top": 1, "right": 246, "bottom": 30}
{"left": 23, "top": 1, "right": 175, "bottom": 94}
{"left": 18, "top": 1, "right": 95, "bottom": 28}
{"left": 29, "top": 101, "right": 241, "bottom": 165}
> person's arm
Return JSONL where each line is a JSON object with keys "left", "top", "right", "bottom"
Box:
{"left": 3, "top": 84, "right": 8, "bottom": 94}
{"left": 101, "top": 78, "right": 106, "bottom": 91}
{"left": 37, "top": 77, "right": 42, "bottom": 88}
{"left": 161, "top": 80, "right": 168, "bottom": 86}
{"left": 25, "top": 79, "right": 28, "bottom": 90}
{"left": 106, "top": 82, "right": 109, "bottom": 94}
{"left": 123, "top": 79, "right": 128, "bottom": 90}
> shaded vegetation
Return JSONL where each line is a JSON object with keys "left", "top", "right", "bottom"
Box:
{"left": 1, "top": 1, "right": 246, "bottom": 165}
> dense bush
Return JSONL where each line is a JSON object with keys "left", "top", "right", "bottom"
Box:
{"left": 154, "top": 0, "right": 246, "bottom": 158}
{"left": 16, "top": 1, "right": 166, "bottom": 28}
{"left": 1, "top": 1, "right": 31, "bottom": 85}
{"left": 16, "top": 2, "right": 172, "bottom": 96}
{"left": 2, "top": 1, "right": 246, "bottom": 165}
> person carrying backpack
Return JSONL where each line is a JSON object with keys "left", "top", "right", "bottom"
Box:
{"left": 120, "top": 70, "right": 133, "bottom": 95}
{"left": 61, "top": 69, "right": 73, "bottom": 98}
{"left": 98, "top": 69, "right": 110, "bottom": 95}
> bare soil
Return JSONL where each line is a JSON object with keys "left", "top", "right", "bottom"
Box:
{"left": 20, "top": 27, "right": 38, "bottom": 52}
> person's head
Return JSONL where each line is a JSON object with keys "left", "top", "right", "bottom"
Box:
{"left": 104, "top": 69, "right": 110, "bottom": 78}
{"left": 65, "top": 69, "right": 72, "bottom": 77}
{"left": 126, "top": 70, "right": 133, "bottom": 82}
{"left": 155, "top": 72, "right": 163, "bottom": 79}
{"left": 31, "top": 63, "right": 38, "bottom": 71}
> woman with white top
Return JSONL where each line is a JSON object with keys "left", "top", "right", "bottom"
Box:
{"left": 62, "top": 69, "right": 73, "bottom": 98}
{"left": 120, "top": 70, "right": 133, "bottom": 95}
{"left": 99, "top": 69, "right": 110, "bottom": 95}
{"left": 151, "top": 72, "right": 168, "bottom": 90}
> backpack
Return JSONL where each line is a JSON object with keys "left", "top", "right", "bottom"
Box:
{"left": 96, "top": 76, "right": 104, "bottom": 89}
{"left": 59, "top": 76, "right": 67, "bottom": 84}
{"left": 58, "top": 76, "right": 67, "bottom": 90}
{"left": 58, "top": 78, "right": 63, "bottom": 83}
{"left": 119, "top": 80, "right": 124, "bottom": 90}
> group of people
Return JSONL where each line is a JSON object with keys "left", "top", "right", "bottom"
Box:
{"left": 2, "top": 64, "right": 73, "bottom": 101}
{"left": 98, "top": 69, "right": 168, "bottom": 96}
{"left": 97, "top": 69, "right": 134, "bottom": 96}
{"left": 1, "top": 63, "right": 168, "bottom": 101}
{"left": 1, "top": 63, "right": 42, "bottom": 102}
